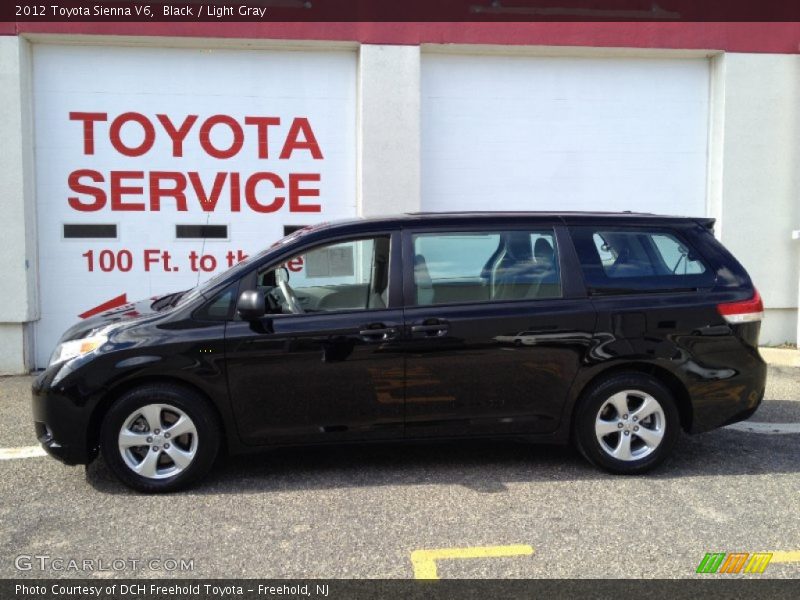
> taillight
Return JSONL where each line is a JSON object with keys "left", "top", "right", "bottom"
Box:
{"left": 717, "top": 289, "right": 764, "bottom": 324}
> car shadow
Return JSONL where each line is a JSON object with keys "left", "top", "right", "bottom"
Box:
{"left": 85, "top": 403, "right": 800, "bottom": 496}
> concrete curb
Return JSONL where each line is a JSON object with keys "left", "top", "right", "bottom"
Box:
{"left": 760, "top": 347, "right": 800, "bottom": 368}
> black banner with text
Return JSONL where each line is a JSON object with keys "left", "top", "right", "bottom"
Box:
{"left": 5, "top": 0, "right": 800, "bottom": 22}
{"left": 5, "top": 579, "right": 800, "bottom": 600}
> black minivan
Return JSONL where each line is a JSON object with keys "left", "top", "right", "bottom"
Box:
{"left": 33, "top": 212, "right": 766, "bottom": 492}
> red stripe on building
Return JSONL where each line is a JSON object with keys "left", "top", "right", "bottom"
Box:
{"left": 78, "top": 293, "right": 129, "bottom": 319}
{"left": 5, "top": 22, "right": 800, "bottom": 54}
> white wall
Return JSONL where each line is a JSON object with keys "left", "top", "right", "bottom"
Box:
{"left": 357, "top": 45, "right": 421, "bottom": 216}
{"left": 0, "top": 37, "right": 37, "bottom": 374}
{"left": 761, "top": 309, "right": 797, "bottom": 347}
{"left": 713, "top": 53, "right": 800, "bottom": 345}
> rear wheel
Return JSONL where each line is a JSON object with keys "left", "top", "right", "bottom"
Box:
{"left": 100, "top": 384, "right": 220, "bottom": 492}
{"left": 574, "top": 373, "right": 680, "bottom": 474}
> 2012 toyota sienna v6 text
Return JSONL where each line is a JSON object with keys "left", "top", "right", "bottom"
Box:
{"left": 33, "top": 212, "right": 767, "bottom": 492}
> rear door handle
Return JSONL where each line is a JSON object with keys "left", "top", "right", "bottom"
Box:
{"left": 411, "top": 322, "right": 449, "bottom": 337}
{"left": 359, "top": 325, "right": 399, "bottom": 343}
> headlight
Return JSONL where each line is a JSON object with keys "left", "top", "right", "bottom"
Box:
{"left": 49, "top": 334, "right": 108, "bottom": 367}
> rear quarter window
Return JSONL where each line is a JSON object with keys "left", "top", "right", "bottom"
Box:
{"left": 572, "top": 226, "right": 715, "bottom": 294}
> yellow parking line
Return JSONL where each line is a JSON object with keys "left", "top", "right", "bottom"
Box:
{"left": 771, "top": 551, "right": 800, "bottom": 563}
{"left": 0, "top": 446, "right": 47, "bottom": 460}
{"left": 411, "top": 544, "right": 534, "bottom": 579}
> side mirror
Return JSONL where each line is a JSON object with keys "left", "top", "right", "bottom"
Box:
{"left": 236, "top": 289, "right": 266, "bottom": 320}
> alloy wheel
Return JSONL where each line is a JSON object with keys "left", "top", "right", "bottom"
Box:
{"left": 117, "top": 403, "right": 199, "bottom": 479}
{"left": 594, "top": 389, "right": 666, "bottom": 461}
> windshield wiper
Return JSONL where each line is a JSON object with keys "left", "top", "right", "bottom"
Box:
{"left": 168, "top": 290, "right": 188, "bottom": 307}
{"left": 150, "top": 291, "right": 187, "bottom": 311}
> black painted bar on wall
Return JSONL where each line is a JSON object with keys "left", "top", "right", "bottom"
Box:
{"left": 63, "top": 224, "right": 117, "bottom": 239}
{"left": 176, "top": 225, "right": 228, "bottom": 239}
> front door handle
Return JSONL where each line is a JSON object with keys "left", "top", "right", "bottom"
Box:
{"left": 359, "top": 325, "right": 399, "bottom": 343}
{"left": 411, "top": 322, "right": 449, "bottom": 337}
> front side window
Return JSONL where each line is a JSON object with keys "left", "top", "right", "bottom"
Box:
{"left": 411, "top": 230, "right": 561, "bottom": 306}
{"left": 574, "top": 227, "right": 713, "bottom": 293}
{"left": 257, "top": 236, "right": 391, "bottom": 314}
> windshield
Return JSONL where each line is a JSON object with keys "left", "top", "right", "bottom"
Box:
{"left": 169, "top": 226, "right": 316, "bottom": 308}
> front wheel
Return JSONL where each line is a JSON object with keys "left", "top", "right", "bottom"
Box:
{"left": 574, "top": 373, "right": 680, "bottom": 474}
{"left": 100, "top": 384, "right": 220, "bottom": 492}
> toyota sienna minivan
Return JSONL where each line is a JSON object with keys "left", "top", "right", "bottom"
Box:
{"left": 33, "top": 212, "right": 767, "bottom": 492}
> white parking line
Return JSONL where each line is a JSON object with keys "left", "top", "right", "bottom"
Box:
{"left": 725, "top": 422, "right": 800, "bottom": 435}
{"left": 0, "top": 446, "right": 47, "bottom": 460}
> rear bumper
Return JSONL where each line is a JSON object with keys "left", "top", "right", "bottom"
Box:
{"left": 688, "top": 352, "right": 767, "bottom": 434}
{"left": 32, "top": 370, "right": 97, "bottom": 466}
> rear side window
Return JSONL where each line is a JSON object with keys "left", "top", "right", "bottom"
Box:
{"left": 572, "top": 227, "right": 714, "bottom": 294}
{"left": 411, "top": 230, "right": 561, "bottom": 306}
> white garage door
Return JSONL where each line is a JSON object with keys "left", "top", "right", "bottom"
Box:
{"left": 421, "top": 54, "right": 709, "bottom": 215}
{"left": 32, "top": 44, "right": 356, "bottom": 367}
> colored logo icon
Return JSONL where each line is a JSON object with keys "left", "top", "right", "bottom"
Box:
{"left": 696, "top": 552, "right": 773, "bottom": 574}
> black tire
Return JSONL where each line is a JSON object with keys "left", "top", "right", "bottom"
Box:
{"left": 573, "top": 373, "right": 680, "bottom": 474}
{"left": 100, "top": 384, "right": 220, "bottom": 493}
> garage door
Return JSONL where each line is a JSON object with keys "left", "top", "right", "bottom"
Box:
{"left": 421, "top": 54, "right": 709, "bottom": 214}
{"left": 32, "top": 44, "right": 356, "bottom": 367}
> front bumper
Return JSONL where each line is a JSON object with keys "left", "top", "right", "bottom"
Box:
{"left": 32, "top": 370, "right": 98, "bottom": 465}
